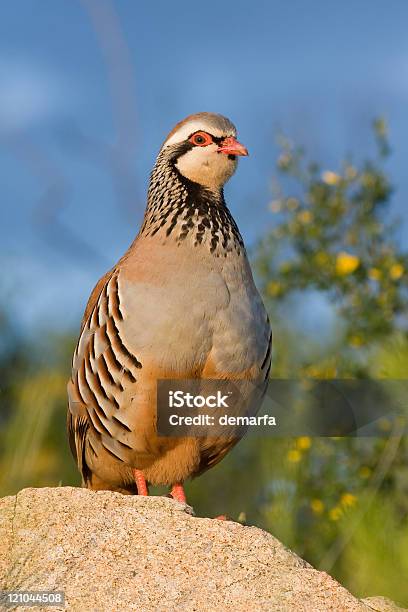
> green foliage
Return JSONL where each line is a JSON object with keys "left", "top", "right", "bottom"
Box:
{"left": 251, "top": 119, "right": 408, "bottom": 604}
{"left": 0, "top": 329, "right": 79, "bottom": 497}
{"left": 339, "top": 495, "right": 408, "bottom": 603}
{"left": 257, "top": 119, "right": 408, "bottom": 348}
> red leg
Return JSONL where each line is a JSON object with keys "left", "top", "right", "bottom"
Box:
{"left": 133, "top": 469, "right": 148, "bottom": 496}
{"left": 170, "top": 483, "right": 186, "bottom": 503}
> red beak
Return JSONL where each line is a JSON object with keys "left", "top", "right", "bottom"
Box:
{"left": 217, "top": 136, "right": 249, "bottom": 156}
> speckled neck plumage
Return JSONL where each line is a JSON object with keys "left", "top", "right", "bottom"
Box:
{"left": 139, "top": 149, "right": 244, "bottom": 257}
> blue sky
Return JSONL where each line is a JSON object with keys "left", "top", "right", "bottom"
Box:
{"left": 1, "top": 0, "right": 408, "bottom": 333}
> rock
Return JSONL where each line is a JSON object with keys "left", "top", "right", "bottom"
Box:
{"left": 0, "top": 487, "right": 403, "bottom": 611}
{"left": 362, "top": 597, "right": 407, "bottom": 612}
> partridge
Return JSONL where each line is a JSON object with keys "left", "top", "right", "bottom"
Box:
{"left": 67, "top": 112, "right": 272, "bottom": 503}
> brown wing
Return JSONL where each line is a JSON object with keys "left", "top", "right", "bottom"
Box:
{"left": 67, "top": 267, "right": 143, "bottom": 482}
{"left": 80, "top": 268, "right": 115, "bottom": 332}
{"left": 67, "top": 411, "right": 91, "bottom": 485}
{"left": 67, "top": 270, "right": 113, "bottom": 483}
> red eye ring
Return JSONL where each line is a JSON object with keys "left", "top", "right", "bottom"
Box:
{"left": 189, "top": 131, "right": 213, "bottom": 147}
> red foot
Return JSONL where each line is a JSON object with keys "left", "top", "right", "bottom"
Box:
{"left": 133, "top": 469, "right": 148, "bottom": 496}
{"left": 170, "top": 483, "right": 186, "bottom": 503}
{"left": 214, "top": 515, "right": 227, "bottom": 520}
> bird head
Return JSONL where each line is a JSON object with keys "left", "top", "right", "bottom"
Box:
{"left": 160, "top": 112, "right": 248, "bottom": 191}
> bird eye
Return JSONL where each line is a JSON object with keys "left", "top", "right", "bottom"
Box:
{"left": 189, "top": 131, "right": 213, "bottom": 146}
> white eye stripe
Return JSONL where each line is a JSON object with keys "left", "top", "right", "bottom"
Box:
{"left": 163, "top": 121, "right": 236, "bottom": 148}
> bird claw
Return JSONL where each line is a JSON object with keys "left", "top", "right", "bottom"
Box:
{"left": 133, "top": 469, "right": 149, "bottom": 496}
{"left": 170, "top": 483, "right": 187, "bottom": 504}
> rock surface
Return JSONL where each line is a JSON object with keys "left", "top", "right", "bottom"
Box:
{"left": 0, "top": 487, "right": 404, "bottom": 611}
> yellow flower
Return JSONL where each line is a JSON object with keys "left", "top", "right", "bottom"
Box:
{"left": 297, "top": 436, "right": 311, "bottom": 450}
{"left": 368, "top": 268, "right": 382, "bottom": 281}
{"left": 267, "top": 281, "right": 282, "bottom": 297}
{"left": 287, "top": 449, "right": 302, "bottom": 463}
{"left": 329, "top": 506, "right": 343, "bottom": 521}
{"left": 349, "top": 334, "right": 364, "bottom": 347}
{"left": 336, "top": 252, "right": 360, "bottom": 276}
{"left": 298, "top": 210, "right": 312, "bottom": 224}
{"left": 310, "top": 499, "right": 324, "bottom": 514}
{"left": 303, "top": 363, "right": 337, "bottom": 378}
{"left": 389, "top": 263, "right": 404, "bottom": 280}
{"left": 340, "top": 493, "right": 357, "bottom": 508}
{"left": 359, "top": 466, "right": 371, "bottom": 479}
{"left": 322, "top": 170, "right": 341, "bottom": 185}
